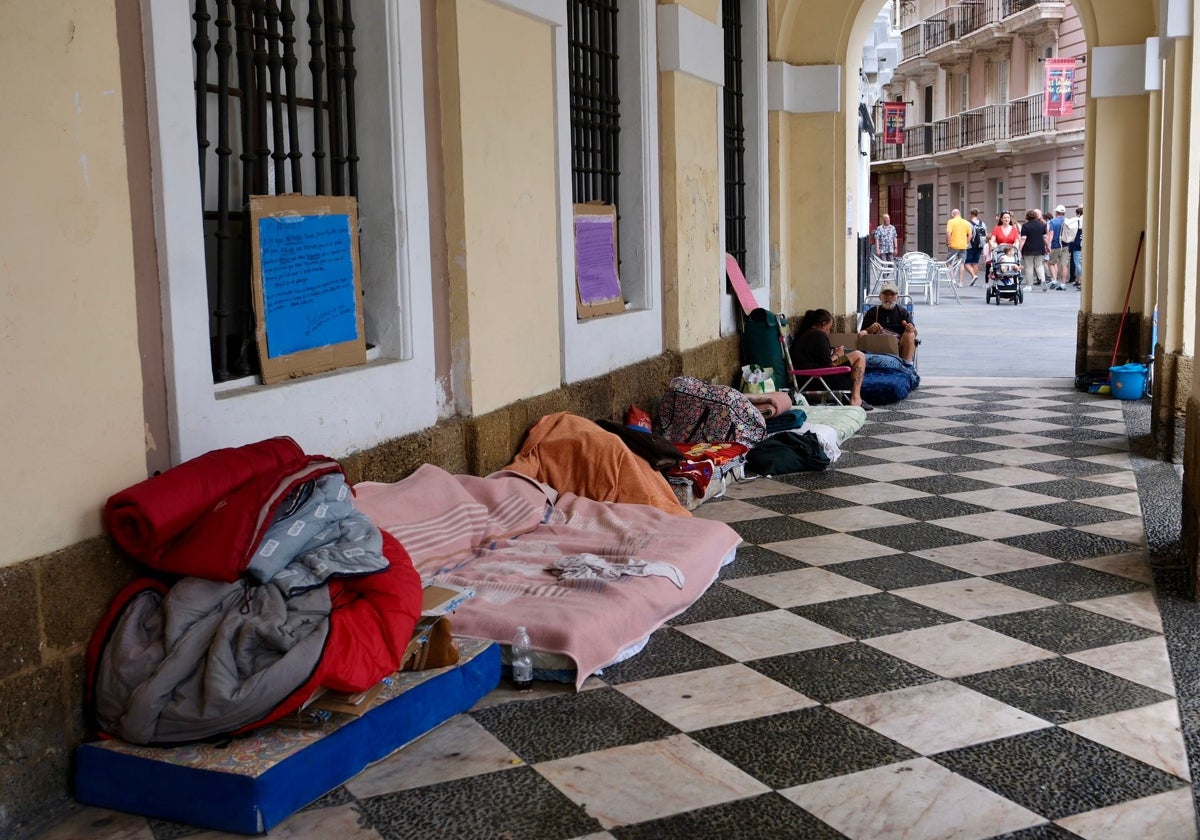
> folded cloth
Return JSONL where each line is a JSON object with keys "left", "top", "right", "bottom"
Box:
{"left": 550, "top": 553, "right": 685, "bottom": 588}
{"left": 667, "top": 458, "right": 714, "bottom": 495}
{"left": 746, "top": 391, "right": 794, "bottom": 419}
{"left": 765, "top": 409, "right": 806, "bottom": 434}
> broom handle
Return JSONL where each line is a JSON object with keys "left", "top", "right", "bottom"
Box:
{"left": 1110, "top": 230, "right": 1145, "bottom": 370}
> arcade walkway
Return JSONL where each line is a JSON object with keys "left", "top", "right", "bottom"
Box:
{"left": 36, "top": 378, "right": 1198, "bottom": 839}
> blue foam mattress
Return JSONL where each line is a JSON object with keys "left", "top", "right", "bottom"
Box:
{"left": 75, "top": 639, "right": 499, "bottom": 835}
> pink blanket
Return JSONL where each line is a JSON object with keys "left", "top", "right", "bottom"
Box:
{"left": 354, "top": 465, "right": 742, "bottom": 688}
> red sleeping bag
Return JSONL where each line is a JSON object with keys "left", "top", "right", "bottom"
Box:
{"left": 90, "top": 438, "right": 424, "bottom": 743}
{"left": 105, "top": 437, "right": 334, "bottom": 581}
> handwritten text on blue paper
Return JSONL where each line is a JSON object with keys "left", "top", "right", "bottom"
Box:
{"left": 258, "top": 214, "right": 359, "bottom": 358}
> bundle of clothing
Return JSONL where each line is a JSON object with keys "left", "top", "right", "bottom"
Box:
{"left": 746, "top": 391, "right": 807, "bottom": 433}
{"left": 88, "top": 436, "right": 423, "bottom": 745}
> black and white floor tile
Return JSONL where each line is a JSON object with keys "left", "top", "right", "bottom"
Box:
{"left": 36, "top": 380, "right": 1200, "bottom": 839}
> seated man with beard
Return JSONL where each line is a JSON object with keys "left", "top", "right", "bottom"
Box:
{"left": 859, "top": 282, "right": 917, "bottom": 363}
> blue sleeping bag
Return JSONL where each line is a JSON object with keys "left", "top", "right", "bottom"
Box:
{"left": 862, "top": 353, "right": 920, "bottom": 405}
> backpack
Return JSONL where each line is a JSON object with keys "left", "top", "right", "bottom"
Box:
{"left": 746, "top": 431, "right": 830, "bottom": 475}
{"left": 656, "top": 376, "right": 767, "bottom": 447}
{"left": 740, "top": 308, "right": 789, "bottom": 382}
{"left": 970, "top": 221, "right": 986, "bottom": 250}
{"left": 1061, "top": 216, "right": 1080, "bottom": 244}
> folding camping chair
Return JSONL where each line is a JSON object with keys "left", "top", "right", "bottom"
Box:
{"left": 787, "top": 364, "right": 853, "bottom": 405}
{"left": 726, "top": 253, "right": 850, "bottom": 405}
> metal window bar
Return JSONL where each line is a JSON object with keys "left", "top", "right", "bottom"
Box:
{"left": 900, "top": 23, "right": 924, "bottom": 61}
{"left": 1008, "top": 91, "right": 1053, "bottom": 137}
{"left": 901, "top": 0, "right": 1055, "bottom": 63}
{"left": 568, "top": 0, "right": 620, "bottom": 207}
{"left": 1001, "top": 0, "right": 1041, "bottom": 17}
{"left": 722, "top": 0, "right": 746, "bottom": 270}
{"left": 193, "top": 0, "right": 359, "bottom": 382}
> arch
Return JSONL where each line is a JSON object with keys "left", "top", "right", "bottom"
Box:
{"left": 766, "top": 0, "right": 1167, "bottom": 364}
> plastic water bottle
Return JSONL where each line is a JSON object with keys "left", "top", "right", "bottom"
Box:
{"left": 511, "top": 626, "right": 534, "bottom": 691}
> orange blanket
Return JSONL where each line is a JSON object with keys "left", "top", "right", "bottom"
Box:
{"left": 503, "top": 412, "right": 689, "bottom": 517}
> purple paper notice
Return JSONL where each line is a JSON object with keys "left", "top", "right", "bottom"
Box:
{"left": 575, "top": 216, "right": 622, "bottom": 304}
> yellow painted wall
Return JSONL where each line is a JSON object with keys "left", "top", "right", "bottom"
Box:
{"left": 770, "top": 0, "right": 856, "bottom": 317}
{"left": 768, "top": 111, "right": 789, "bottom": 314}
{"left": 660, "top": 71, "right": 722, "bottom": 351}
{"left": 1158, "top": 38, "right": 1197, "bottom": 357}
{"left": 1087, "top": 96, "right": 1152, "bottom": 315}
{"left": 438, "top": 0, "right": 560, "bottom": 414}
{"left": 783, "top": 112, "right": 845, "bottom": 315}
{"left": 0, "top": 2, "right": 145, "bottom": 566}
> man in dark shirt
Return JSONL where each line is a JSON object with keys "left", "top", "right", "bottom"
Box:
{"left": 1017, "top": 208, "right": 1049, "bottom": 288}
{"left": 860, "top": 283, "right": 917, "bottom": 363}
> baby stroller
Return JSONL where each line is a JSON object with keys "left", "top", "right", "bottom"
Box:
{"left": 986, "top": 245, "right": 1024, "bottom": 305}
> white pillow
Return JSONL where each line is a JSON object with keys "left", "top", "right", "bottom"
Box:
{"left": 796, "top": 422, "right": 842, "bottom": 463}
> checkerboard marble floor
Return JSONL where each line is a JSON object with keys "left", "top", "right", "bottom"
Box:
{"left": 38, "top": 381, "right": 1199, "bottom": 840}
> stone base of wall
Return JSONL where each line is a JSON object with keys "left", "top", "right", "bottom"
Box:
{"left": 0, "top": 337, "right": 740, "bottom": 838}
{"left": 1077, "top": 310, "right": 1144, "bottom": 376}
{"left": 1151, "top": 349, "right": 1193, "bottom": 461}
{"left": 1183, "top": 397, "right": 1200, "bottom": 599}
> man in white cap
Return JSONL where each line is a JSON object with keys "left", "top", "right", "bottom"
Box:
{"left": 859, "top": 282, "right": 918, "bottom": 363}
{"left": 1046, "top": 204, "right": 1069, "bottom": 290}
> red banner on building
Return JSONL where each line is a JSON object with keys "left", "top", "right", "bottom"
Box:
{"left": 1043, "top": 58, "right": 1075, "bottom": 117}
{"left": 883, "top": 102, "right": 906, "bottom": 145}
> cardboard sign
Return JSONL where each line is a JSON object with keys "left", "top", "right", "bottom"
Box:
{"left": 573, "top": 203, "right": 625, "bottom": 318}
{"left": 249, "top": 194, "right": 367, "bottom": 384}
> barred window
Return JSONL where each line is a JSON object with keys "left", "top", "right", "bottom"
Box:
{"left": 567, "top": 0, "right": 620, "bottom": 207}
{"left": 722, "top": 0, "right": 746, "bottom": 269}
{"left": 192, "top": 0, "right": 360, "bottom": 383}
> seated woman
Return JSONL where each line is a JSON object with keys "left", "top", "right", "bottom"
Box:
{"left": 790, "top": 309, "right": 872, "bottom": 410}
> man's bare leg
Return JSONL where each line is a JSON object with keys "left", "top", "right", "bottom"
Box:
{"left": 899, "top": 333, "right": 916, "bottom": 363}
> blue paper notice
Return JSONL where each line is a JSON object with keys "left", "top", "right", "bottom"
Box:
{"left": 575, "top": 215, "right": 622, "bottom": 305}
{"left": 257, "top": 214, "right": 358, "bottom": 358}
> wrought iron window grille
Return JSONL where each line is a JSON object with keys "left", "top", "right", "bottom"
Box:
{"left": 723, "top": 0, "right": 747, "bottom": 271}
{"left": 192, "top": 0, "right": 360, "bottom": 383}
{"left": 567, "top": 0, "right": 621, "bottom": 209}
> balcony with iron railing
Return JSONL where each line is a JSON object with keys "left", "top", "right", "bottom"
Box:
{"left": 871, "top": 91, "right": 1083, "bottom": 163}
{"left": 899, "top": 0, "right": 1065, "bottom": 67}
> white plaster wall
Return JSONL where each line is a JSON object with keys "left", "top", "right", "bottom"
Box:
{"left": 143, "top": 0, "right": 437, "bottom": 462}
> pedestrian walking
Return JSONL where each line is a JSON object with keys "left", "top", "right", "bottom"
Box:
{"left": 945, "top": 209, "right": 971, "bottom": 286}
{"left": 1046, "top": 204, "right": 1069, "bottom": 289}
{"left": 965, "top": 209, "right": 987, "bottom": 286}
{"left": 1017, "top": 208, "right": 1049, "bottom": 289}
{"left": 1064, "top": 205, "right": 1083, "bottom": 289}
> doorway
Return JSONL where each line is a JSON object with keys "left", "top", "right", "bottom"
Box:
{"left": 917, "top": 183, "right": 933, "bottom": 255}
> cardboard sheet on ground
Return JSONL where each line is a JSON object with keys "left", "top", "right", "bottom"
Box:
{"left": 249, "top": 194, "right": 367, "bottom": 384}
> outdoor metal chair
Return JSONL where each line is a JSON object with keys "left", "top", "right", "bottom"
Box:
{"left": 897, "top": 252, "right": 936, "bottom": 304}
{"left": 869, "top": 253, "right": 897, "bottom": 296}
{"left": 934, "top": 253, "right": 964, "bottom": 304}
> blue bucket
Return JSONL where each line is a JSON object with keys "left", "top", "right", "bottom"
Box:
{"left": 1109, "top": 363, "right": 1147, "bottom": 400}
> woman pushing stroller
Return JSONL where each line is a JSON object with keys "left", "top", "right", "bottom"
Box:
{"left": 986, "top": 244, "right": 1024, "bottom": 305}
